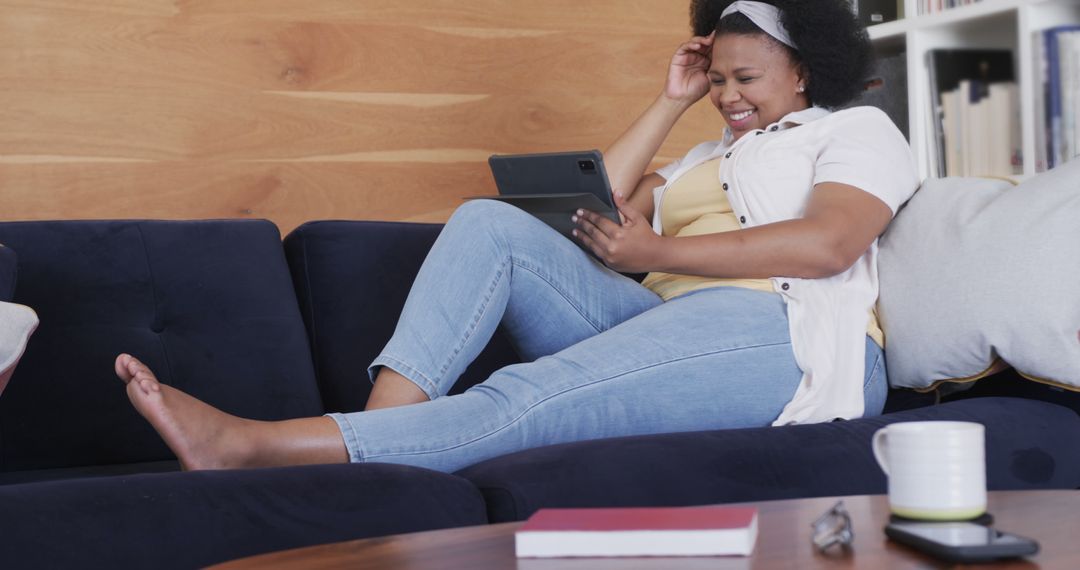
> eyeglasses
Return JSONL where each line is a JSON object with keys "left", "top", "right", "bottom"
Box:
{"left": 811, "top": 500, "right": 855, "bottom": 552}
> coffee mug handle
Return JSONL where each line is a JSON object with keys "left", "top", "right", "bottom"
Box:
{"left": 871, "top": 427, "right": 890, "bottom": 476}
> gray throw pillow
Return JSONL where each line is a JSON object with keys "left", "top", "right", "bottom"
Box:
{"left": 0, "top": 301, "right": 38, "bottom": 396}
{"left": 878, "top": 161, "right": 1080, "bottom": 390}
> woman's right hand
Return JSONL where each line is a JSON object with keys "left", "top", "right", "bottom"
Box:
{"left": 664, "top": 32, "right": 715, "bottom": 105}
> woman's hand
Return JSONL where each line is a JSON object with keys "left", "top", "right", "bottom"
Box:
{"left": 572, "top": 193, "right": 667, "bottom": 274}
{"left": 664, "top": 32, "right": 715, "bottom": 105}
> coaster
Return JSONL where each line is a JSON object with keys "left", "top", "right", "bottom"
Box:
{"left": 889, "top": 512, "right": 994, "bottom": 526}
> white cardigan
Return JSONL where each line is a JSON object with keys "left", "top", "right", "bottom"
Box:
{"left": 654, "top": 106, "right": 919, "bottom": 424}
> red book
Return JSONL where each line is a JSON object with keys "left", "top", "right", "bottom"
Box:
{"left": 514, "top": 505, "right": 758, "bottom": 558}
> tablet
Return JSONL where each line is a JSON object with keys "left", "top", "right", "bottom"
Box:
{"left": 469, "top": 150, "right": 621, "bottom": 242}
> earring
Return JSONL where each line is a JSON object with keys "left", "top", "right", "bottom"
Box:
{"left": 797, "top": 84, "right": 806, "bottom": 93}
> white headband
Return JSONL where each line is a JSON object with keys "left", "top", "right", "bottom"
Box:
{"left": 720, "top": 1, "right": 796, "bottom": 50}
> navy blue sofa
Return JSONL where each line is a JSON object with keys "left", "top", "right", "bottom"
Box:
{"left": 1, "top": 219, "right": 1078, "bottom": 568}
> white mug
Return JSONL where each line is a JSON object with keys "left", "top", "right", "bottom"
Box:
{"left": 871, "top": 421, "right": 986, "bottom": 520}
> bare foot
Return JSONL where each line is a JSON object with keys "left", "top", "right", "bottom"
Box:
{"left": 114, "top": 354, "right": 254, "bottom": 470}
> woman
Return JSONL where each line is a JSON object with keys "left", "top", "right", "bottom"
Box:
{"left": 115, "top": 0, "right": 918, "bottom": 473}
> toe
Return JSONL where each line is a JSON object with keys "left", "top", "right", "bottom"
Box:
{"left": 134, "top": 370, "right": 161, "bottom": 394}
{"left": 115, "top": 354, "right": 134, "bottom": 383}
{"left": 127, "top": 356, "right": 151, "bottom": 379}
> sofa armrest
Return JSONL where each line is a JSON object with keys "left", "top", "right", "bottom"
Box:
{"left": 283, "top": 220, "right": 521, "bottom": 414}
{"left": 458, "top": 397, "right": 1080, "bottom": 522}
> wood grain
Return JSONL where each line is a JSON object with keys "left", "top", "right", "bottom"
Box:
{"left": 0, "top": 1, "right": 723, "bottom": 234}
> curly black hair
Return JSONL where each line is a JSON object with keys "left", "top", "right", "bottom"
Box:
{"left": 689, "top": 0, "right": 874, "bottom": 108}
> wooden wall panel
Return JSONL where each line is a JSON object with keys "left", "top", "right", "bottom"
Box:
{"left": 0, "top": 1, "right": 724, "bottom": 234}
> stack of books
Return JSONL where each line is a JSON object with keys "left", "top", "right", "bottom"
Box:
{"left": 939, "top": 80, "right": 1020, "bottom": 177}
{"left": 1032, "top": 25, "right": 1080, "bottom": 171}
{"left": 926, "top": 49, "right": 1019, "bottom": 177}
{"left": 918, "top": 0, "right": 983, "bottom": 16}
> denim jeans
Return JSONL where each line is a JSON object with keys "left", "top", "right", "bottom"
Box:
{"left": 327, "top": 200, "right": 888, "bottom": 473}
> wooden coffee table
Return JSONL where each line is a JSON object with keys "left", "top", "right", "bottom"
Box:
{"left": 211, "top": 490, "right": 1079, "bottom": 569}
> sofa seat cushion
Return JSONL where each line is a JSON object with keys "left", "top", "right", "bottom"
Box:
{"left": 0, "top": 463, "right": 488, "bottom": 569}
{"left": 283, "top": 220, "right": 521, "bottom": 413}
{"left": 0, "top": 220, "right": 323, "bottom": 474}
{"left": 458, "top": 397, "right": 1080, "bottom": 522}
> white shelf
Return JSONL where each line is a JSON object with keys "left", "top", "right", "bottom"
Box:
{"left": 867, "top": 0, "right": 1080, "bottom": 179}
{"left": 868, "top": 18, "right": 910, "bottom": 40}
{"left": 915, "top": 0, "right": 1026, "bottom": 29}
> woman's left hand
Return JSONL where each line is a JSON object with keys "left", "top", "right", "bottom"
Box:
{"left": 572, "top": 193, "right": 666, "bottom": 273}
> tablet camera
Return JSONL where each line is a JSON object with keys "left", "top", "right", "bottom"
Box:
{"left": 577, "top": 160, "right": 597, "bottom": 174}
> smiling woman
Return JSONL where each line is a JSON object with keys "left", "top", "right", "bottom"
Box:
{"left": 111, "top": 0, "right": 919, "bottom": 474}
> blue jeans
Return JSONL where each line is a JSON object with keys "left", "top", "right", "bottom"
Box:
{"left": 327, "top": 200, "right": 887, "bottom": 473}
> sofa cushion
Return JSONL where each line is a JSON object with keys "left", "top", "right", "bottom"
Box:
{"left": 0, "top": 220, "right": 323, "bottom": 475}
{"left": 283, "top": 220, "right": 521, "bottom": 413}
{"left": 0, "top": 463, "right": 488, "bottom": 569}
{"left": 878, "top": 163, "right": 1080, "bottom": 390}
{"left": 458, "top": 397, "right": 1080, "bottom": 522}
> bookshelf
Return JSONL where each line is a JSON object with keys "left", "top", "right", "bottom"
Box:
{"left": 866, "top": 0, "right": 1080, "bottom": 179}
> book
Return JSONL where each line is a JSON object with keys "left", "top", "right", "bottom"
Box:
{"left": 958, "top": 79, "right": 976, "bottom": 176}
{"left": 1060, "top": 30, "right": 1080, "bottom": 164}
{"left": 940, "top": 89, "right": 961, "bottom": 176}
{"left": 514, "top": 505, "right": 758, "bottom": 558}
{"left": 1043, "top": 26, "right": 1080, "bottom": 168}
{"left": 1000, "top": 82, "right": 1022, "bottom": 173}
{"left": 940, "top": 79, "right": 1018, "bottom": 177}
{"left": 1032, "top": 29, "right": 1050, "bottom": 172}
{"left": 1072, "top": 31, "right": 1080, "bottom": 164}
